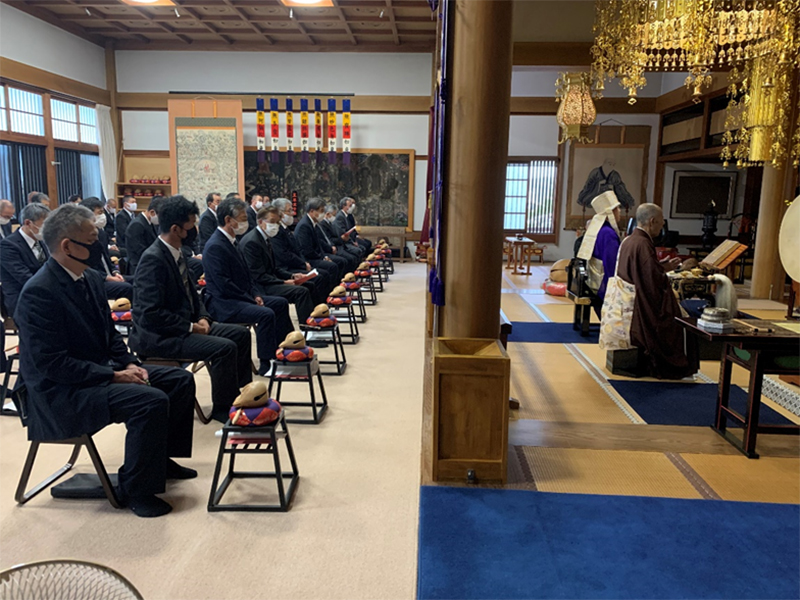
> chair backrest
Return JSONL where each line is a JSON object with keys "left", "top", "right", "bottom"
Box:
{"left": 0, "top": 560, "right": 144, "bottom": 600}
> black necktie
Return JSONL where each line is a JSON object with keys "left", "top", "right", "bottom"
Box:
{"left": 177, "top": 256, "right": 195, "bottom": 305}
{"left": 75, "top": 277, "right": 91, "bottom": 304}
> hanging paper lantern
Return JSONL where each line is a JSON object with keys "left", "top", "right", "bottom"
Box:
{"left": 555, "top": 72, "right": 596, "bottom": 144}
{"left": 270, "top": 98, "right": 280, "bottom": 163}
{"left": 327, "top": 98, "right": 337, "bottom": 164}
{"left": 342, "top": 98, "right": 351, "bottom": 165}
{"left": 300, "top": 98, "right": 310, "bottom": 164}
{"left": 314, "top": 99, "right": 323, "bottom": 165}
{"left": 256, "top": 98, "right": 266, "bottom": 164}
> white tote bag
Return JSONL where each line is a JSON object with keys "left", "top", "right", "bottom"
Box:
{"left": 599, "top": 238, "right": 636, "bottom": 350}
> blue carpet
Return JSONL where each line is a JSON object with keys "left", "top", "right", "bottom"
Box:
{"left": 418, "top": 486, "right": 800, "bottom": 599}
{"left": 609, "top": 381, "right": 793, "bottom": 427}
{"left": 508, "top": 321, "right": 599, "bottom": 344}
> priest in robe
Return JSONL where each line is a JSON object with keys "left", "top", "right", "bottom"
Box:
{"left": 614, "top": 203, "right": 698, "bottom": 380}
{"left": 576, "top": 190, "right": 622, "bottom": 317}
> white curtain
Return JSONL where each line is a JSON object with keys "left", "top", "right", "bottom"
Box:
{"left": 96, "top": 105, "right": 118, "bottom": 202}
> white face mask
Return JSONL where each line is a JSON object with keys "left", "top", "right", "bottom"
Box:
{"left": 0, "top": 217, "right": 10, "bottom": 226}
{"left": 326, "top": 216, "right": 336, "bottom": 224}
{"left": 94, "top": 213, "right": 107, "bottom": 229}
{"left": 347, "top": 205, "right": 355, "bottom": 215}
{"left": 233, "top": 219, "right": 249, "bottom": 236}
{"left": 264, "top": 222, "right": 280, "bottom": 238}
{"left": 126, "top": 202, "right": 137, "bottom": 212}
{"left": 30, "top": 223, "right": 44, "bottom": 241}
{"left": 149, "top": 214, "right": 159, "bottom": 226}
{"left": 281, "top": 214, "right": 293, "bottom": 227}
{"left": 254, "top": 201, "right": 263, "bottom": 210}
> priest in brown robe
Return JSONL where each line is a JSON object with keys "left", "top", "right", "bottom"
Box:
{"left": 616, "top": 204, "right": 698, "bottom": 379}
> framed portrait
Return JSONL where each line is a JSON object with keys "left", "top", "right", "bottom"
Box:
{"left": 670, "top": 170, "right": 737, "bottom": 219}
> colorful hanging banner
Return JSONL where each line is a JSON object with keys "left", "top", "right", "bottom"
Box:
{"left": 285, "top": 98, "right": 295, "bottom": 163}
{"left": 270, "top": 98, "right": 280, "bottom": 163}
{"left": 342, "top": 98, "right": 351, "bottom": 165}
{"left": 300, "top": 98, "right": 309, "bottom": 163}
{"left": 256, "top": 98, "right": 266, "bottom": 164}
{"left": 314, "top": 99, "right": 323, "bottom": 164}
{"left": 327, "top": 98, "right": 337, "bottom": 164}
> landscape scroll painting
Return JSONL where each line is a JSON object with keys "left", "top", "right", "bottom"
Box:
{"left": 175, "top": 117, "right": 239, "bottom": 204}
{"left": 244, "top": 150, "right": 413, "bottom": 228}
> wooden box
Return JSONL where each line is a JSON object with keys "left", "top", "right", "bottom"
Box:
{"left": 432, "top": 338, "right": 510, "bottom": 483}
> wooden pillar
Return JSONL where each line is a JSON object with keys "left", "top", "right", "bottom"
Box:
{"left": 750, "top": 162, "right": 788, "bottom": 299}
{"left": 104, "top": 41, "right": 122, "bottom": 178}
{"left": 41, "top": 93, "right": 57, "bottom": 201}
{"left": 439, "top": 0, "right": 513, "bottom": 339}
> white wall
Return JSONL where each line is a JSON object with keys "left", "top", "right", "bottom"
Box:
{"left": 0, "top": 4, "right": 106, "bottom": 89}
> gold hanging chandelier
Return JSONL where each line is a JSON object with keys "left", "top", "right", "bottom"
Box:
{"left": 555, "top": 72, "right": 597, "bottom": 144}
{"left": 590, "top": 0, "right": 800, "bottom": 167}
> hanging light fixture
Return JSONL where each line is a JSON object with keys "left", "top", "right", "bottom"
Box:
{"left": 555, "top": 72, "right": 597, "bottom": 144}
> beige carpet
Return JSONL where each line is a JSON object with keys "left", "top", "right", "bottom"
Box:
{"left": 0, "top": 263, "right": 427, "bottom": 600}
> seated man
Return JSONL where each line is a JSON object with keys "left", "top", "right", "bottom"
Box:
{"left": 240, "top": 205, "right": 315, "bottom": 323}
{"left": 0, "top": 202, "right": 50, "bottom": 317}
{"left": 80, "top": 197, "right": 133, "bottom": 300}
{"left": 246, "top": 194, "right": 264, "bottom": 232}
{"left": 314, "top": 201, "right": 359, "bottom": 274}
{"left": 126, "top": 196, "right": 164, "bottom": 275}
{"left": 0, "top": 199, "right": 19, "bottom": 240}
{"left": 335, "top": 197, "right": 372, "bottom": 254}
{"left": 292, "top": 198, "right": 345, "bottom": 281}
{"left": 15, "top": 204, "right": 196, "bottom": 518}
{"left": 28, "top": 192, "right": 51, "bottom": 209}
{"left": 321, "top": 202, "right": 363, "bottom": 264}
{"left": 198, "top": 192, "right": 220, "bottom": 252}
{"left": 576, "top": 191, "right": 622, "bottom": 317}
{"left": 203, "top": 197, "right": 293, "bottom": 376}
{"left": 271, "top": 198, "right": 336, "bottom": 296}
{"left": 129, "top": 196, "right": 252, "bottom": 423}
{"left": 102, "top": 197, "right": 117, "bottom": 242}
{"left": 115, "top": 195, "right": 137, "bottom": 250}
{"left": 603, "top": 203, "right": 697, "bottom": 380}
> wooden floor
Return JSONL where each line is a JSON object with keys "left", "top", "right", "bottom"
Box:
{"left": 422, "top": 266, "right": 800, "bottom": 505}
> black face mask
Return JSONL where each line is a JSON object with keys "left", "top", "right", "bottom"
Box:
{"left": 182, "top": 226, "right": 198, "bottom": 248}
{"left": 68, "top": 239, "right": 103, "bottom": 267}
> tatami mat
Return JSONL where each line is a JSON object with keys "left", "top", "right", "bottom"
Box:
{"left": 537, "top": 303, "right": 599, "bottom": 324}
{"left": 516, "top": 446, "right": 702, "bottom": 499}
{"left": 519, "top": 293, "right": 569, "bottom": 306}
{"left": 500, "top": 293, "right": 544, "bottom": 322}
{"left": 681, "top": 454, "right": 800, "bottom": 504}
{"left": 508, "top": 343, "right": 632, "bottom": 424}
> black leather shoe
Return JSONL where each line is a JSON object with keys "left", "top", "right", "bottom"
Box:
{"left": 166, "top": 459, "right": 197, "bottom": 480}
{"left": 126, "top": 495, "right": 172, "bottom": 518}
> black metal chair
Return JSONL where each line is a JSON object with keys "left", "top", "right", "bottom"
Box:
{"left": 12, "top": 385, "right": 122, "bottom": 508}
{"left": 299, "top": 323, "right": 346, "bottom": 376}
{"left": 267, "top": 355, "right": 329, "bottom": 424}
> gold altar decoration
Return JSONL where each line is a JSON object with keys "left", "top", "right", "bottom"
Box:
{"left": 555, "top": 72, "right": 597, "bottom": 144}
{"left": 591, "top": 0, "right": 800, "bottom": 167}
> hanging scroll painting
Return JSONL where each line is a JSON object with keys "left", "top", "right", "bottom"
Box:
{"left": 565, "top": 125, "right": 650, "bottom": 230}
{"left": 174, "top": 117, "right": 239, "bottom": 204}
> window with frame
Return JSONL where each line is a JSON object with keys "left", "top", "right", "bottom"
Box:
{"left": 504, "top": 158, "right": 559, "bottom": 239}
{"left": 7, "top": 86, "right": 44, "bottom": 137}
{"left": 51, "top": 99, "right": 97, "bottom": 145}
{"left": 0, "top": 85, "right": 6, "bottom": 131}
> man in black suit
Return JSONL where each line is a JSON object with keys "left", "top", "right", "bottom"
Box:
{"left": 68, "top": 194, "right": 82, "bottom": 204}
{"left": 203, "top": 197, "right": 293, "bottom": 376}
{"left": 0, "top": 202, "right": 50, "bottom": 316}
{"left": 15, "top": 204, "right": 196, "bottom": 518}
{"left": 240, "top": 205, "right": 315, "bottom": 323}
{"left": 198, "top": 192, "right": 221, "bottom": 252}
{"left": 336, "top": 197, "right": 372, "bottom": 254}
{"left": 103, "top": 197, "right": 117, "bottom": 241}
{"left": 322, "top": 202, "right": 363, "bottom": 264}
{"left": 276, "top": 197, "right": 340, "bottom": 284}
{"left": 28, "top": 192, "right": 51, "bottom": 210}
{"left": 296, "top": 197, "right": 350, "bottom": 280}
{"left": 80, "top": 197, "right": 133, "bottom": 300}
{"left": 0, "top": 199, "right": 19, "bottom": 240}
{"left": 126, "top": 196, "right": 164, "bottom": 275}
{"left": 318, "top": 202, "right": 359, "bottom": 273}
{"left": 129, "top": 195, "right": 252, "bottom": 423}
{"left": 115, "top": 195, "right": 137, "bottom": 250}
{"left": 245, "top": 194, "right": 264, "bottom": 233}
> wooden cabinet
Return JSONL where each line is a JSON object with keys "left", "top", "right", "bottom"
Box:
{"left": 431, "top": 338, "right": 510, "bottom": 483}
{"left": 114, "top": 151, "right": 172, "bottom": 208}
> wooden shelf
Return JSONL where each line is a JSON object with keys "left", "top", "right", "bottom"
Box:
{"left": 117, "top": 182, "right": 172, "bottom": 186}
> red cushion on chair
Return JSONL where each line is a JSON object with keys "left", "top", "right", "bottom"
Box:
{"left": 342, "top": 282, "right": 361, "bottom": 290}
{"left": 276, "top": 347, "right": 314, "bottom": 362}
{"left": 111, "top": 311, "right": 132, "bottom": 322}
{"left": 306, "top": 316, "right": 337, "bottom": 328}
{"left": 229, "top": 399, "right": 282, "bottom": 426}
{"left": 327, "top": 296, "right": 352, "bottom": 306}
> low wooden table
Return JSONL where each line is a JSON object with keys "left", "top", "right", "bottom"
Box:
{"left": 504, "top": 237, "right": 542, "bottom": 275}
{"left": 677, "top": 317, "right": 800, "bottom": 458}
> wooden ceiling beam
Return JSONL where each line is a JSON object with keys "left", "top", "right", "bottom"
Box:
{"left": 123, "top": 4, "right": 192, "bottom": 44}
{"left": 112, "top": 40, "right": 435, "bottom": 51}
{"left": 171, "top": 0, "right": 233, "bottom": 44}
{"left": 330, "top": 0, "right": 357, "bottom": 46}
{"left": 221, "top": 0, "right": 273, "bottom": 44}
{"left": 385, "top": 0, "right": 400, "bottom": 45}
{"left": 284, "top": 6, "right": 315, "bottom": 46}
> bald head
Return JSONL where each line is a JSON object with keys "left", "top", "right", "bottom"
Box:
{"left": 636, "top": 203, "right": 664, "bottom": 238}
{"left": 0, "top": 200, "right": 14, "bottom": 220}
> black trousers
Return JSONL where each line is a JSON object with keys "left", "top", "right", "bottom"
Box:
{"left": 173, "top": 322, "right": 252, "bottom": 418}
{"left": 187, "top": 256, "right": 204, "bottom": 281}
{"left": 260, "top": 283, "right": 315, "bottom": 324}
{"left": 211, "top": 298, "right": 292, "bottom": 361}
{"left": 103, "top": 365, "right": 195, "bottom": 497}
{"left": 324, "top": 253, "right": 350, "bottom": 279}
{"left": 310, "top": 259, "right": 340, "bottom": 286}
{"left": 104, "top": 279, "right": 134, "bottom": 300}
{"left": 355, "top": 237, "right": 372, "bottom": 253}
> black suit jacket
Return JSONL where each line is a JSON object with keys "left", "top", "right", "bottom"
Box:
{"left": 246, "top": 206, "right": 258, "bottom": 232}
{"left": 316, "top": 221, "right": 337, "bottom": 253}
{"left": 103, "top": 208, "right": 116, "bottom": 239}
{"left": 203, "top": 229, "right": 257, "bottom": 319}
{"left": 198, "top": 208, "right": 218, "bottom": 252}
{"left": 15, "top": 260, "right": 137, "bottom": 441}
{"left": 294, "top": 215, "right": 324, "bottom": 261}
{"left": 334, "top": 211, "right": 353, "bottom": 242}
{"left": 1, "top": 218, "right": 19, "bottom": 240}
{"left": 240, "top": 227, "right": 294, "bottom": 290}
{"left": 321, "top": 219, "right": 346, "bottom": 249}
{"left": 129, "top": 238, "right": 209, "bottom": 358}
{"left": 271, "top": 225, "right": 307, "bottom": 272}
{"left": 86, "top": 228, "right": 117, "bottom": 278}
{"left": 115, "top": 209, "right": 134, "bottom": 249}
{"left": 126, "top": 213, "right": 158, "bottom": 274}
{"left": 0, "top": 230, "right": 49, "bottom": 317}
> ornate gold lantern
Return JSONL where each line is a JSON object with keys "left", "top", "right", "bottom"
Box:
{"left": 555, "top": 72, "right": 597, "bottom": 144}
